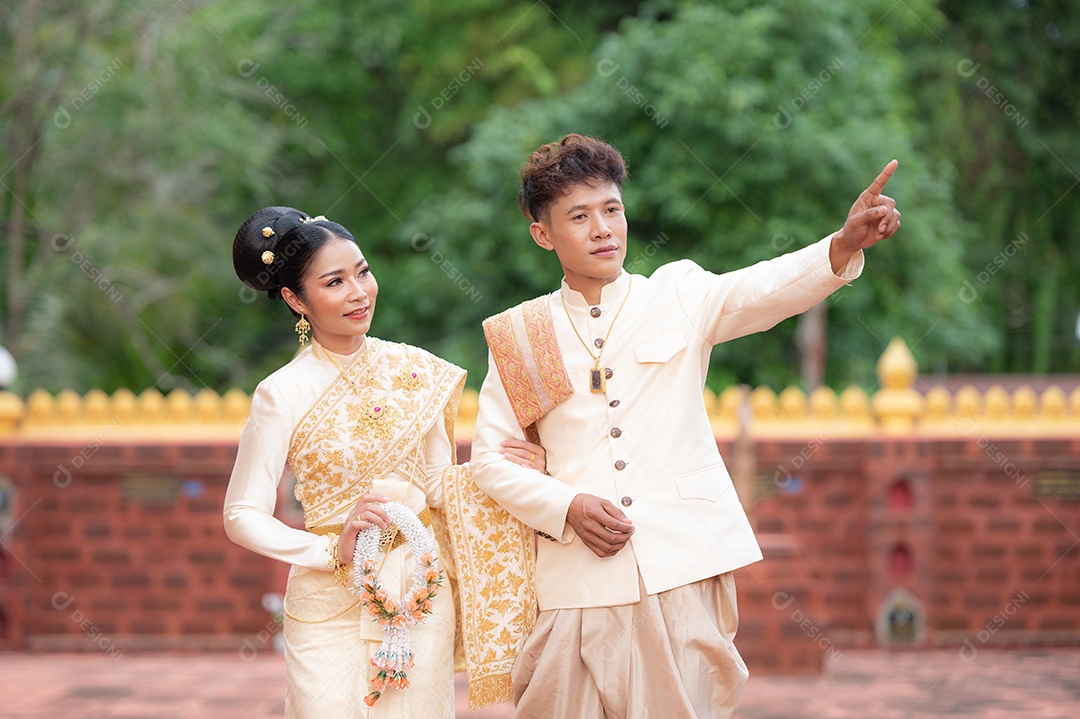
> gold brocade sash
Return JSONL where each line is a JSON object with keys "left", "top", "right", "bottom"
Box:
{"left": 482, "top": 295, "right": 573, "bottom": 442}
{"left": 442, "top": 463, "right": 537, "bottom": 709}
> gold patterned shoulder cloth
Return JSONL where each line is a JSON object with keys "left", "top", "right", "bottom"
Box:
{"left": 442, "top": 463, "right": 537, "bottom": 709}
{"left": 287, "top": 338, "right": 466, "bottom": 530}
{"left": 482, "top": 295, "right": 573, "bottom": 442}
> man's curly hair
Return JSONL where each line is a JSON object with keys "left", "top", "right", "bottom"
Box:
{"left": 518, "top": 134, "right": 628, "bottom": 222}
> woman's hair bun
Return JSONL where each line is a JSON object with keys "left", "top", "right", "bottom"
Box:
{"left": 232, "top": 206, "right": 310, "bottom": 296}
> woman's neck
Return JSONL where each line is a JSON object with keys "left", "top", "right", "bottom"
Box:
{"left": 314, "top": 333, "right": 367, "bottom": 356}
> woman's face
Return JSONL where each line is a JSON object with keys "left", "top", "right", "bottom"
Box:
{"left": 283, "top": 237, "right": 378, "bottom": 353}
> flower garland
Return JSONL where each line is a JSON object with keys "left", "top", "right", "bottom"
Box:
{"left": 352, "top": 502, "right": 443, "bottom": 707}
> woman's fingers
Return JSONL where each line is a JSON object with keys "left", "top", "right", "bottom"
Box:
{"left": 351, "top": 507, "right": 390, "bottom": 530}
{"left": 347, "top": 494, "right": 390, "bottom": 527}
{"left": 362, "top": 506, "right": 390, "bottom": 528}
{"left": 503, "top": 450, "right": 534, "bottom": 466}
{"left": 501, "top": 439, "right": 546, "bottom": 471}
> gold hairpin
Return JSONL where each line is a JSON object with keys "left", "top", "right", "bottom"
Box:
{"left": 261, "top": 226, "right": 275, "bottom": 238}
{"left": 261, "top": 251, "right": 275, "bottom": 265}
{"left": 300, "top": 215, "right": 327, "bottom": 224}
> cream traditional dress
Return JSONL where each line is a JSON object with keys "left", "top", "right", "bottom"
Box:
{"left": 224, "top": 337, "right": 536, "bottom": 718}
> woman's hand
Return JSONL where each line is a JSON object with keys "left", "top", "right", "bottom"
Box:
{"left": 501, "top": 438, "right": 548, "bottom": 474}
{"left": 337, "top": 494, "right": 390, "bottom": 565}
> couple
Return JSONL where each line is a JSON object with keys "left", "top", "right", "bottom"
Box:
{"left": 224, "top": 133, "right": 901, "bottom": 718}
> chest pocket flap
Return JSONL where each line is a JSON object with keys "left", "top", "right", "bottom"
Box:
{"left": 634, "top": 330, "right": 687, "bottom": 364}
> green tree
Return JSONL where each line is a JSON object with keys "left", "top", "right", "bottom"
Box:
{"left": 1, "top": 1, "right": 290, "bottom": 392}
{"left": 405, "top": 0, "right": 991, "bottom": 390}
{"left": 5, "top": 0, "right": 1073, "bottom": 396}
{"left": 1, "top": 0, "right": 654, "bottom": 394}
{"left": 910, "top": 0, "right": 1080, "bottom": 374}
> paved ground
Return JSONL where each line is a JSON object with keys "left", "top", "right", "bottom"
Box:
{"left": 1, "top": 648, "right": 1077, "bottom": 717}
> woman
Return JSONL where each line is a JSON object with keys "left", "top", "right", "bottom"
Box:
{"left": 224, "top": 207, "right": 544, "bottom": 717}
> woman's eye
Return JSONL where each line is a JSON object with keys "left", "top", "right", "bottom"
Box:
{"left": 327, "top": 278, "right": 341, "bottom": 286}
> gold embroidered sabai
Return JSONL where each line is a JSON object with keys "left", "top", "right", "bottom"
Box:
{"left": 289, "top": 338, "right": 456, "bottom": 528}
{"left": 287, "top": 337, "right": 538, "bottom": 708}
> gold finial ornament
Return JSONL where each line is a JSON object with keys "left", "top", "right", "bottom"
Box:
{"left": 295, "top": 314, "right": 311, "bottom": 344}
{"left": 261, "top": 226, "right": 275, "bottom": 238}
{"left": 261, "top": 251, "right": 275, "bottom": 265}
{"left": 872, "top": 337, "right": 923, "bottom": 433}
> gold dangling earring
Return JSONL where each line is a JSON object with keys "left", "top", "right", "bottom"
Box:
{"left": 295, "top": 313, "right": 311, "bottom": 344}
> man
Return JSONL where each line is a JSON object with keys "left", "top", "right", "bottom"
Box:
{"left": 471, "top": 133, "right": 900, "bottom": 718}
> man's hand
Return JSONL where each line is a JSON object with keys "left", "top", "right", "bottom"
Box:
{"left": 566, "top": 493, "right": 634, "bottom": 558}
{"left": 830, "top": 159, "right": 901, "bottom": 273}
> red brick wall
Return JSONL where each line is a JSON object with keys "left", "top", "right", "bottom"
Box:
{"left": 733, "top": 436, "right": 1080, "bottom": 672}
{"left": 0, "top": 439, "right": 284, "bottom": 652}
{"left": 925, "top": 438, "right": 1080, "bottom": 647}
{"left": 731, "top": 438, "right": 873, "bottom": 673}
{"left": 2, "top": 435, "right": 1078, "bottom": 672}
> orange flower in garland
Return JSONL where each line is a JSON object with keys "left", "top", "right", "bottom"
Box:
{"left": 351, "top": 502, "right": 444, "bottom": 706}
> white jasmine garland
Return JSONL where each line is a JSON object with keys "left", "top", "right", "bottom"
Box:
{"left": 351, "top": 501, "right": 443, "bottom": 706}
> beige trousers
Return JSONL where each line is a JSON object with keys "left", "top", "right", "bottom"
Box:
{"left": 513, "top": 572, "right": 747, "bottom": 719}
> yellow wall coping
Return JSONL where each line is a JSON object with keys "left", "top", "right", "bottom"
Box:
{"left": 2, "top": 339, "right": 1078, "bottom": 441}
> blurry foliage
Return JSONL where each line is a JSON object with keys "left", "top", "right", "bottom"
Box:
{"left": 403, "top": 0, "right": 988, "bottom": 389}
{"left": 0, "top": 0, "right": 1076, "bottom": 394}
{"left": 916, "top": 0, "right": 1080, "bottom": 374}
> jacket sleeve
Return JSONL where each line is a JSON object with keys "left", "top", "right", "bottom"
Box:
{"left": 470, "top": 350, "right": 578, "bottom": 542}
{"left": 672, "top": 234, "right": 863, "bottom": 346}
{"left": 223, "top": 379, "right": 335, "bottom": 570}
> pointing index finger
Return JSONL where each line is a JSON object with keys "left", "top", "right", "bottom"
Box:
{"left": 867, "top": 159, "right": 899, "bottom": 196}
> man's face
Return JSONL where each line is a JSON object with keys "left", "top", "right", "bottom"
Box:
{"left": 530, "top": 181, "right": 628, "bottom": 293}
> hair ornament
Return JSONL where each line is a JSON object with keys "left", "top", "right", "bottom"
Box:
{"left": 261, "top": 251, "right": 275, "bottom": 265}
{"left": 261, "top": 226, "right": 275, "bottom": 238}
{"left": 300, "top": 215, "right": 327, "bottom": 224}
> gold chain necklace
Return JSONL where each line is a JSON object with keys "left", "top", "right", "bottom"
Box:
{"left": 559, "top": 276, "right": 632, "bottom": 393}
{"left": 317, "top": 338, "right": 374, "bottom": 394}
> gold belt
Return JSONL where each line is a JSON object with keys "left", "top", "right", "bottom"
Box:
{"left": 308, "top": 506, "right": 432, "bottom": 552}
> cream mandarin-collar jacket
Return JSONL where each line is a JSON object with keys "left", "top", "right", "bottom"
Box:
{"left": 471, "top": 235, "right": 863, "bottom": 611}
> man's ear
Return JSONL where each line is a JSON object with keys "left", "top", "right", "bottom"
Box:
{"left": 530, "top": 221, "right": 554, "bottom": 251}
{"left": 281, "top": 287, "right": 306, "bottom": 316}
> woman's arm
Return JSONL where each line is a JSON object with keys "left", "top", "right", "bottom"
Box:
{"left": 223, "top": 380, "right": 336, "bottom": 570}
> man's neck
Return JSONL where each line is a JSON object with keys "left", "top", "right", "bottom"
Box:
{"left": 563, "top": 273, "right": 622, "bottom": 305}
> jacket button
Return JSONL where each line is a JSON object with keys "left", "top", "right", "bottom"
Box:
{"left": 610, "top": 427, "right": 622, "bottom": 438}
{"left": 609, "top": 399, "right": 620, "bottom": 408}
{"left": 605, "top": 368, "right": 614, "bottom": 379}
{"left": 614, "top": 460, "right": 626, "bottom": 471}
{"left": 590, "top": 307, "right": 602, "bottom": 318}
{"left": 621, "top": 496, "right": 633, "bottom": 507}
{"left": 594, "top": 338, "right": 604, "bottom": 349}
